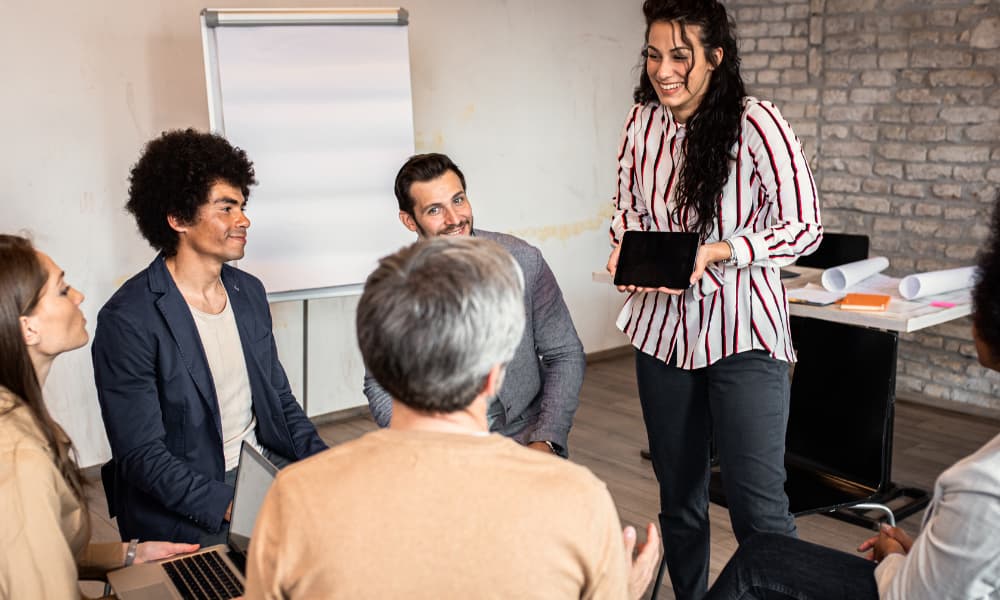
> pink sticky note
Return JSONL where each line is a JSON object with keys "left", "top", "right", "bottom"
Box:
{"left": 930, "top": 301, "right": 956, "bottom": 308}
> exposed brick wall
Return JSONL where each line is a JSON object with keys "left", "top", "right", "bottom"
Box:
{"left": 727, "top": 0, "right": 1000, "bottom": 412}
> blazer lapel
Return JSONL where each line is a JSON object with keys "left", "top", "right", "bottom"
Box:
{"left": 221, "top": 267, "right": 267, "bottom": 407}
{"left": 148, "top": 256, "right": 223, "bottom": 439}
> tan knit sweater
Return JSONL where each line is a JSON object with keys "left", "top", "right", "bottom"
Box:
{"left": 246, "top": 428, "right": 629, "bottom": 599}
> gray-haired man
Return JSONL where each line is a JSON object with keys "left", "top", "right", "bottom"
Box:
{"left": 245, "top": 237, "right": 659, "bottom": 599}
{"left": 363, "top": 153, "right": 586, "bottom": 456}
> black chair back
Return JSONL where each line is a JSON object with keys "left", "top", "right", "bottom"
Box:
{"left": 796, "top": 232, "right": 869, "bottom": 268}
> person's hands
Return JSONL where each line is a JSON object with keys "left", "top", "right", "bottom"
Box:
{"left": 857, "top": 524, "right": 911, "bottom": 562}
{"left": 624, "top": 522, "right": 661, "bottom": 600}
{"left": 607, "top": 243, "right": 622, "bottom": 279}
{"left": 225, "top": 501, "right": 233, "bottom": 522}
{"left": 689, "top": 242, "right": 730, "bottom": 285}
{"left": 134, "top": 541, "right": 200, "bottom": 564}
{"left": 527, "top": 441, "right": 557, "bottom": 455}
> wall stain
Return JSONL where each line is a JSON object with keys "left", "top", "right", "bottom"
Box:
{"left": 510, "top": 205, "right": 614, "bottom": 243}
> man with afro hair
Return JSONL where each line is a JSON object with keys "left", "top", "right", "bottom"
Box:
{"left": 93, "top": 129, "right": 327, "bottom": 544}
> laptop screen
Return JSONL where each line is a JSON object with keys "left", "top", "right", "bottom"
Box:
{"left": 228, "top": 442, "right": 279, "bottom": 554}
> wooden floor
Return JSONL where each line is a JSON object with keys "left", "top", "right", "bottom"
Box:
{"left": 83, "top": 354, "right": 998, "bottom": 599}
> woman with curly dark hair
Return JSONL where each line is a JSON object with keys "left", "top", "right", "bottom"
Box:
{"left": 606, "top": 1, "right": 822, "bottom": 597}
{"left": 0, "top": 234, "right": 196, "bottom": 597}
{"left": 704, "top": 193, "right": 1000, "bottom": 599}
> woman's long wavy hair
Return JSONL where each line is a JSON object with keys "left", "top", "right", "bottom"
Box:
{"left": 0, "top": 234, "right": 88, "bottom": 508}
{"left": 634, "top": 0, "right": 746, "bottom": 240}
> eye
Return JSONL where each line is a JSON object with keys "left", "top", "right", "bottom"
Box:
{"left": 453, "top": 196, "right": 465, "bottom": 205}
{"left": 644, "top": 49, "right": 661, "bottom": 61}
{"left": 427, "top": 206, "right": 440, "bottom": 215}
{"left": 60, "top": 285, "right": 71, "bottom": 296}
{"left": 671, "top": 51, "right": 689, "bottom": 61}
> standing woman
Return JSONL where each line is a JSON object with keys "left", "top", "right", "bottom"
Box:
{"left": 606, "top": 1, "right": 822, "bottom": 598}
{"left": 0, "top": 234, "right": 196, "bottom": 598}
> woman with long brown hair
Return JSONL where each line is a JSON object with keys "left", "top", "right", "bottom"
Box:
{"left": 606, "top": 1, "right": 822, "bottom": 597}
{"left": 0, "top": 234, "right": 196, "bottom": 598}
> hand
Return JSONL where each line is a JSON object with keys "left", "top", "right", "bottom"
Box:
{"left": 527, "top": 441, "right": 556, "bottom": 454}
{"left": 133, "top": 541, "right": 200, "bottom": 564}
{"left": 857, "top": 524, "right": 911, "bottom": 562}
{"left": 225, "top": 501, "right": 233, "bottom": 522}
{"left": 624, "top": 522, "right": 660, "bottom": 600}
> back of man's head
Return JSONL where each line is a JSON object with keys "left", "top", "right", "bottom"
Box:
{"left": 357, "top": 237, "right": 524, "bottom": 413}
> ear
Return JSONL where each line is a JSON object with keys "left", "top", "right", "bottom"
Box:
{"left": 20, "top": 315, "right": 40, "bottom": 348}
{"left": 399, "top": 211, "right": 419, "bottom": 234}
{"left": 167, "top": 213, "right": 189, "bottom": 234}
{"left": 480, "top": 363, "right": 506, "bottom": 399}
{"left": 709, "top": 46, "right": 724, "bottom": 69}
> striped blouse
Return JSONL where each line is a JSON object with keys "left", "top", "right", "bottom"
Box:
{"left": 609, "top": 97, "right": 822, "bottom": 369}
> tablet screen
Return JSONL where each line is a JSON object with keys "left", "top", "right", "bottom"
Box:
{"left": 613, "top": 231, "right": 700, "bottom": 289}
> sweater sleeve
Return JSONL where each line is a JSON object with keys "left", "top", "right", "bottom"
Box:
{"left": 0, "top": 445, "right": 82, "bottom": 599}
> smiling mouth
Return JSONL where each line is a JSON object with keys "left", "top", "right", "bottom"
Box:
{"left": 441, "top": 222, "right": 468, "bottom": 236}
{"left": 659, "top": 82, "right": 684, "bottom": 92}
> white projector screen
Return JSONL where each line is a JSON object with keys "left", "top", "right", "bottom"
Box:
{"left": 201, "top": 8, "right": 415, "bottom": 296}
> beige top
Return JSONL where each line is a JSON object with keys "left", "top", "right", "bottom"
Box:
{"left": 246, "top": 428, "right": 629, "bottom": 599}
{"left": 0, "top": 387, "right": 124, "bottom": 599}
{"left": 189, "top": 293, "right": 259, "bottom": 471}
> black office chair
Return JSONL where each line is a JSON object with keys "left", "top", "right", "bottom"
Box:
{"left": 794, "top": 232, "right": 869, "bottom": 269}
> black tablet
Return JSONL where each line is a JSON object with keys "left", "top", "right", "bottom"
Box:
{"left": 613, "top": 231, "right": 700, "bottom": 289}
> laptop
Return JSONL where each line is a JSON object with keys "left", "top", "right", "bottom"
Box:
{"left": 109, "top": 442, "right": 278, "bottom": 600}
{"left": 613, "top": 230, "right": 700, "bottom": 289}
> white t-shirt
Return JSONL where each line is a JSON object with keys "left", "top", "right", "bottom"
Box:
{"left": 190, "top": 291, "right": 262, "bottom": 471}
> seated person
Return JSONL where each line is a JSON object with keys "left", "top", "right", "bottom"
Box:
{"left": 246, "top": 237, "right": 660, "bottom": 599}
{"left": 0, "top": 234, "right": 197, "bottom": 597}
{"left": 364, "top": 153, "right": 586, "bottom": 457}
{"left": 705, "top": 193, "right": 1000, "bottom": 599}
{"left": 92, "top": 130, "right": 327, "bottom": 545}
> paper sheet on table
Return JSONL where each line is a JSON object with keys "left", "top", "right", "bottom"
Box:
{"left": 898, "top": 266, "right": 976, "bottom": 300}
{"left": 843, "top": 273, "right": 900, "bottom": 296}
{"left": 787, "top": 284, "right": 844, "bottom": 306}
{"left": 821, "top": 257, "right": 890, "bottom": 292}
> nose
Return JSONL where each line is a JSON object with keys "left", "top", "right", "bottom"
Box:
{"left": 442, "top": 206, "right": 459, "bottom": 225}
{"left": 72, "top": 288, "right": 85, "bottom": 305}
{"left": 656, "top": 59, "right": 673, "bottom": 82}
{"left": 237, "top": 208, "right": 250, "bottom": 229}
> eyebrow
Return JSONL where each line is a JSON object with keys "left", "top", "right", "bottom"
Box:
{"left": 212, "top": 196, "right": 246, "bottom": 207}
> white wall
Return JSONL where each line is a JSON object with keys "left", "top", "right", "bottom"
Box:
{"left": 0, "top": 0, "right": 641, "bottom": 467}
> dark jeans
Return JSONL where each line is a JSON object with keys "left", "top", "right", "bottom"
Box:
{"left": 636, "top": 349, "right": 797, "bottom": 600}
{"left": 705, "top": 533, "right": 879, "bottom": 599}
{"left": 198, "top": 447, "right": 292, "bottom": 547}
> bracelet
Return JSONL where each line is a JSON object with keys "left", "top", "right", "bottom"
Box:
{"left": 543, "top": 440, "right": 559, "bottom": 455}
{"left": 124, "top": 538, "right": 139, "bottom": 567}
{"left": 722, "top": 239, "right": 739, "bottom": 267}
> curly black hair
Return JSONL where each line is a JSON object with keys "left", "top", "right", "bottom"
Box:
{"left": 634, "top": 0, "right": 746, "bottom": 240}
{"left": 973, "top": 192, "right": 1000, "bottom": 362}
{"left": 126, "top": 129, "right": 256, "bottom": 256}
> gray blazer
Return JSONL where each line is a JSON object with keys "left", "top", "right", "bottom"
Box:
{"left": 363, "top": 229, "right": 585, "bottom": 454}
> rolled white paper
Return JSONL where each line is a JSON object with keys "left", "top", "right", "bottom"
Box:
{"left": 820, "top": 256, "right": 890, "bottom": 292}
{"left": 898, "top": 266, "right": 976, "bottom": 300}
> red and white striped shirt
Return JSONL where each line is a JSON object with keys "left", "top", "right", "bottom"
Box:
{"left": 610, "top": 98, "right": 822, "bottom": 369}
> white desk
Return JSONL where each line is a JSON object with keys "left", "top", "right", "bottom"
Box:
{"left": 592, "top": 267, "right": 972, "bottom": 333}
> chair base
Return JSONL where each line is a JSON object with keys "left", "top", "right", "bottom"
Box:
{"left": 708, "top": 466, "right": 930, "bottom": 528}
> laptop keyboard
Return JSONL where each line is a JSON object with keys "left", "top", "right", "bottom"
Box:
{"left": 163, "top": 551, "right": 244, "bottom": 600}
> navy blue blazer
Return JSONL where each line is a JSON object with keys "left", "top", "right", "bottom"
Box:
{"left": 92, "top": 256, "right": 327, "bottom": 543}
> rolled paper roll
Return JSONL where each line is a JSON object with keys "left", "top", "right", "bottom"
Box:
{"left": 898, "top": 266, "right": 976, "bottom": 300}
{"left": 821, "top": 256, "right": 890, "bottom": 292}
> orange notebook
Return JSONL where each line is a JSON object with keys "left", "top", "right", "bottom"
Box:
{"left": 839, "top": 293, "right": 890, "bottom": 311}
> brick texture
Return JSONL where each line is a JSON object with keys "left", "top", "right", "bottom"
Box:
{"left": 727, "top": 0, "right": 1000, "bottom": 411}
